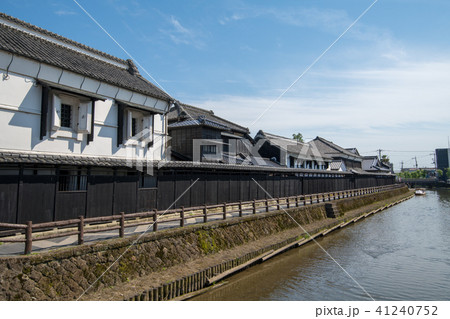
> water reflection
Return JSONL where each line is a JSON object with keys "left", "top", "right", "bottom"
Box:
{"left": 437, "top": 188, "right": 450, "bottom": 206}
{"left": 192, "top": 189, "right": 450, "bottom": 301}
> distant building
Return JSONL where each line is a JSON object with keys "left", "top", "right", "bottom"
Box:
{"left": 309, "top": 137, "right": 362, "bottom": 172}
{"left": 362, "top": 156, "right": 391, "bottom": 173}
{"left": 436, "top": 148, "right": 450, "bottom": 180}
{"left": 254, "top": 131, "right": 331, "bottom": 170}
{"left": 168, "top": 103, "right": 256, "bottom": 164}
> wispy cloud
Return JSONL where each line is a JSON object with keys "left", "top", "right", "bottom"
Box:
{"left": 219, "top": 13, "right": 245, "bottom": 25}
{"left": 107, "top": 0, "right": 148, "bottom": 17}
{"left": 191, "top": 59, "right": 450, "bottom": 166}
{"left": 54, "top": 9, "right": 77, "bottom": 16}
{"left": 219, "top": 5, "right": 350, "bottom": 32}
{"left": 159, "top": 15, "right": 205, "bottom": 48}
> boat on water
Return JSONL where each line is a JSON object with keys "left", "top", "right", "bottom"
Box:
{"left": 415, "top": 189, "right": 426, "bottom": 196}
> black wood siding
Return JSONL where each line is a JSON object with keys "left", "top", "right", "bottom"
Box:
{"left": 0, "top": 169, "right": 395, "bottom": 224}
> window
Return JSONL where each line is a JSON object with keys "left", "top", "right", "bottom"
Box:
{"left": 139, "top": 175, "right": 157, "bottom": 188}
{"left": 58, "top": 171, "right": 87, "bottom": 191}
{"left": 132, "top": 117, "right": 138, "bottom": 136}
{"left": 127, "top": 110, "right": 151, "bottom": 138}
{"left": 51, "top": 92, "right": 93, "bottom": 138}
{"left": 201, "top": 145, "right": 217, "bottom": 154}
{"left": 60, "top": 104, "right": 72, "bottom": 128}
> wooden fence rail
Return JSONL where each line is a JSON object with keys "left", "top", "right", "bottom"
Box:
{"left": 0, "top": 184, "right": 403, "bottom": 254}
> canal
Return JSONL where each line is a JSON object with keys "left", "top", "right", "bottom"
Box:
{"left": 192, "top": 189, "right": 450, "bottom": 301}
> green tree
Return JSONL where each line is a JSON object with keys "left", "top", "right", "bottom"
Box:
{"left": 292, "top": 133, "right": 304, "bottom": 143}
{"left": 437, "top": 169, "right": 443, "bottom": 177}
{"left": 445, "top": 168, "right": 450, "bottom": 179}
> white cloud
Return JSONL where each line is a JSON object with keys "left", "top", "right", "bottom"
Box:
{"left": 219, "top": 13, "right": 245, "bottom": 25}
{"left": 54, "top": 10, "right": 76, "bottom": 16}
{"left": 159, "top": 15, "right": 205, "bottom": 48}
{"left": 219, "top": 6, "right": 350, "bottom": 33}
{"left": 189, "top": 60, "right": 450, "bottom": 168}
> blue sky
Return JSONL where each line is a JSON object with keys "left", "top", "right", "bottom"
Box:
{"left": 2, "top": 0, "right": 450, "bottom": 169}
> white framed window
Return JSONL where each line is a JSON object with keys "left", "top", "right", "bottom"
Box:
{"left": 51, "top": 92, "right": 92, "bottom": 139}
{"left": 126, "top": 109, "right": 153, "bottom": 144}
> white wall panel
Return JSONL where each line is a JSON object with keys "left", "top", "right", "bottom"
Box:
{"left": 130, "top": 92, "right": 146, "bottom": 105}
{"left": 96, "top": 83, "right": 117, "bottom": 97}
{"left": 37, "top": 64, "right": 61, "bottom": 83}
{"left": 0, "top": 73, "right": 40, "bottom": 112}
{"left": 80, "top": 77, "right": 101, "bottom": 94}
{"left": 115, "top": 88, "right": 132, "bottom": 101}
{"left": 0, "top": 110, "right": 34, "bottom": 151}
{"left": 59, "top": 70, "right": 84, "bottom": 88}
{"left": 0, "top": 51, "right": 13, "bottom": 70}
{"left": 154, "top": 99, "right": 168, "bottom": 111}
{"left": 94, "top": 100, "right": 116, "bottom": 127}
{"left": 9, "top": 56, "right": 40, "bottom": 78}
{"left": 143, "top": 96, "right": 158, "bottom": 108}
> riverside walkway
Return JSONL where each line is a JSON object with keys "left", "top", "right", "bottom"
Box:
{"left": 0, "top": 184, "right": 402, "bottom": 256}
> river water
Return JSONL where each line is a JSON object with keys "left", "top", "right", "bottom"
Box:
{"left": 193, "top": 189, "right": 450, "bottom": 301}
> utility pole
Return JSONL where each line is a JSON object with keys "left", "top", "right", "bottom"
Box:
{"left": 377, "top": 149, "right": 382, "bottom": 161}
{"left": 414, "top": 156, "right": 418, "bottom": 169}
{"left": 400, "top": 161, "right": 404, "bottom": 171}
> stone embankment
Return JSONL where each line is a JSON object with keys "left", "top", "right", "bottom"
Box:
{"left": 0, "top": 186, "right": 412, "bottom": 301}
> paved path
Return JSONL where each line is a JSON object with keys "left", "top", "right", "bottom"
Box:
{"left": 0, "top": 189, "right": 378, "bottom": 256}
{"left": 1, "top": 201, "right": 316, "bottom": 256}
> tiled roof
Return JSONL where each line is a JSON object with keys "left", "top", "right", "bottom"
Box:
{"left": 168, "top": 103, "right": 249, "bottom": 134}
{"left": 0, "top": 13, "right": 171, "bottom": 101}
{"left": 310, "top": 136, "right": 362, "bottom": 161}
{"left": 168, "top": 117, "right": 230, "bottom": 131}
{"left": 220, "top": 153, "right": 282, "bottom": 167}
{"left": 345, "top": 148, "right": 360, "bottom": 156}
{"left": 351, "top": 168, "right": 392, "bottom": 176}
{"left": 362, "top": 156, "right": 390, "bottom": 172}
{"left": 0, "top": 150, "right": 358, "bottom": 175}
{"left": 255, "top": 131, "right": 332, "bottom": 161}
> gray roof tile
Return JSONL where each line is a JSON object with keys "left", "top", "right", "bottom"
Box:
{"left": 168, "top": 103, "right": 249, "bottom": 134}
{"left": 0, "top": 150, "right": 361, "bottom": 175}
{"left": 0, "top": 13, "right": 171, "bottom": 101}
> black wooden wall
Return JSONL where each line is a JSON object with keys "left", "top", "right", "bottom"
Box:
{"left": 0, "top": 169, "right": 395, "bottom": 225}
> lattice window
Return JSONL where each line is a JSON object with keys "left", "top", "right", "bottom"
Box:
{"left": 60, "top": 104, "right": 72, "bottom": 128}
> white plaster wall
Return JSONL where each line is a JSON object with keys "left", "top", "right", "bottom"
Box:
{"left": 0, "top": 69, "right": 167, "bottom": 161}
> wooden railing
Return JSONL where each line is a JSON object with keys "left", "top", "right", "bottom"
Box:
{"left": 0, "top": 184, "right": 403, "bottom": 255}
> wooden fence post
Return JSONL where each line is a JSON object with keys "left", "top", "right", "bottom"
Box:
{"left": 203, "top": 205, "right": 207, "bottom": 223}
{"left": 119, "top": 212, "right": 125, "bottom": 238}
{"left": 223, "top": 203, "right": 227, "bottom": 220}
{"left": 253, "top": 199, "right": 256, "bottom": 214}
{"left": 286, "top": 198, "right": 290, "bottom": 208}
{"left": 78, "top": 216, "right": 85, "bottom": 245}
{"left": 153, "top": 210, "right": 158, "bottom": 232}
{"left": 277, "top": 198, "right": 280, "bottom": 210}
{"left": 180, "top": 207, "right": 185, "bottom": 227}
{"left": 295, "top": 196, "right": 299, "bottom": 207}
{"left": 239, "top": 201, "right": 243, "bottom": 217}
{"left": 24, "top": 221, "right": 32, "bottom": 255}
{"left": 266, "top": 199, "right": 269, "bottom": 212}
